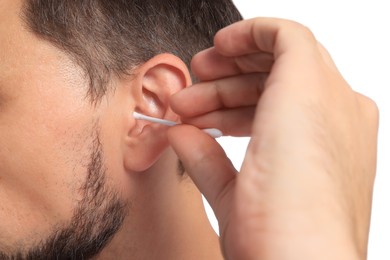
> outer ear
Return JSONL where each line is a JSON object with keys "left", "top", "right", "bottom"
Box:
{"left": 124, "top": 53, "right": 191, "bottom": 172}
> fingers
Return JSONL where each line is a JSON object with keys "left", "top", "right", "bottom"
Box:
{"left": 191, "top": 49, "right": 274, "bottom": 81}
{"left": 214, "top": 17, "right": 317, "bottom": 57}
{"left": 183, "top": 106, "right": 255, "bottom": 137}
{"left": 167, "top": 125, "right": 237, "bottom": 216}
{"left": 191, "top": 18, "right": 320, "bottom": 81}
{"left": 170, "top": 73, "right": 265, "bottom": 136}
{"left": 171, "top": 73, "right": 266, "bottom": 117}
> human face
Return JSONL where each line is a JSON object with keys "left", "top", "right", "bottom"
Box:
{"left": 0, "top": 0, "right": 128, "bottom": 258}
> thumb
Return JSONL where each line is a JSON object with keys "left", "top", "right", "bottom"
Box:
{"left": 167, "top": 124, "right": 237, "bottom": 220}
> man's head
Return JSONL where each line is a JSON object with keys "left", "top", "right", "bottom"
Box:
{"left": 23, "top": 0, "right": 242, "bottom": 101}
{"left": 0, "top": 0, "right": 241, "bottom": 258}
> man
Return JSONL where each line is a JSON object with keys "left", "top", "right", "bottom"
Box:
{"left": 1, "top": 0, "right": 240, "bottom": 259}
{"left": 0, "top": 0, "right": 378, "bottom": 260}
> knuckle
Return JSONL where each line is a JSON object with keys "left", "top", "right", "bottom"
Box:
{"left": 357, "top": 93, "right": 380, "bottom": 126}
{"left": 285, "top": 20, "right": 316, "bottom": 41}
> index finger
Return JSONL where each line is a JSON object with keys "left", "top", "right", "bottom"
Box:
{"left": 215, "top": 17, "right": 317, "bottom": 57}
{"left": 191, "top": 17, "right": 319, "bottom": 80}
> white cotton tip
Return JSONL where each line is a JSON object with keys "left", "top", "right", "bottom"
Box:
{"left": 202, "top": 128, "right": 223, "bottom": 138}
{"left": 133, "top": 111, "right": 143, "bottom": 120}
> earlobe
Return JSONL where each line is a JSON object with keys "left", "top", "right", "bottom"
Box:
{"left": 123, "top": 54, "right": 191, "bottom": 172}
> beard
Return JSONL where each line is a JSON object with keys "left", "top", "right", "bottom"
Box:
{"left": 0, "top": 128, "right": 128, "bottom": 260}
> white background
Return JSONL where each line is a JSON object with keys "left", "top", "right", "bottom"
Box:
{"left": 204, "top": 1, "right": 390, "bottom": 259}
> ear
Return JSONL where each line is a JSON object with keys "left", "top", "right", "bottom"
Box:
{"left": 124, "top": 53, "right": 191, "bottom": 172}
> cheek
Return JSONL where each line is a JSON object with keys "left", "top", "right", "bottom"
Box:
{"left": 0, "top": 111, "right": 97, "bottom": 247}
{"left": 0, "top": 82, "right": 98, "bottom": 248}
{"left": 1, "top": 102, "right": 91, "bottom": 190}
{"left": 0, "top": 104, "right": 96, "bottom": 206}
{"left": 0, "top": 20, "right": 102, "bottom": 247}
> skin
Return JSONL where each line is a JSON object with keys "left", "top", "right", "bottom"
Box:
{"left": 0, "top": 0, "right": 378, "bottom": 259}
{"left": 168, "top": 18, "right": 379, "bottom": 260}
{"left": 0, "top": 0, "right": 221, "bottom": 259}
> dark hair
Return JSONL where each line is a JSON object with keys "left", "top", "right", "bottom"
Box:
{"left": 22, "top": 0, "right": 242, "bottom": 101}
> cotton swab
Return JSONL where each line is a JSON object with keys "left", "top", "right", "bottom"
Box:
{"left": 133, "top": 112, "right": 223, "bottom": 138}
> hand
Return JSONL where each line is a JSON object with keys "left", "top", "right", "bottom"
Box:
{"left": 167, "top": 18, "right": 378, "bottom": 260}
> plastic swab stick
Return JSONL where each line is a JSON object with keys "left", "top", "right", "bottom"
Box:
{"left": 133, "top": 112, "right": 223, "bottom": 138}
